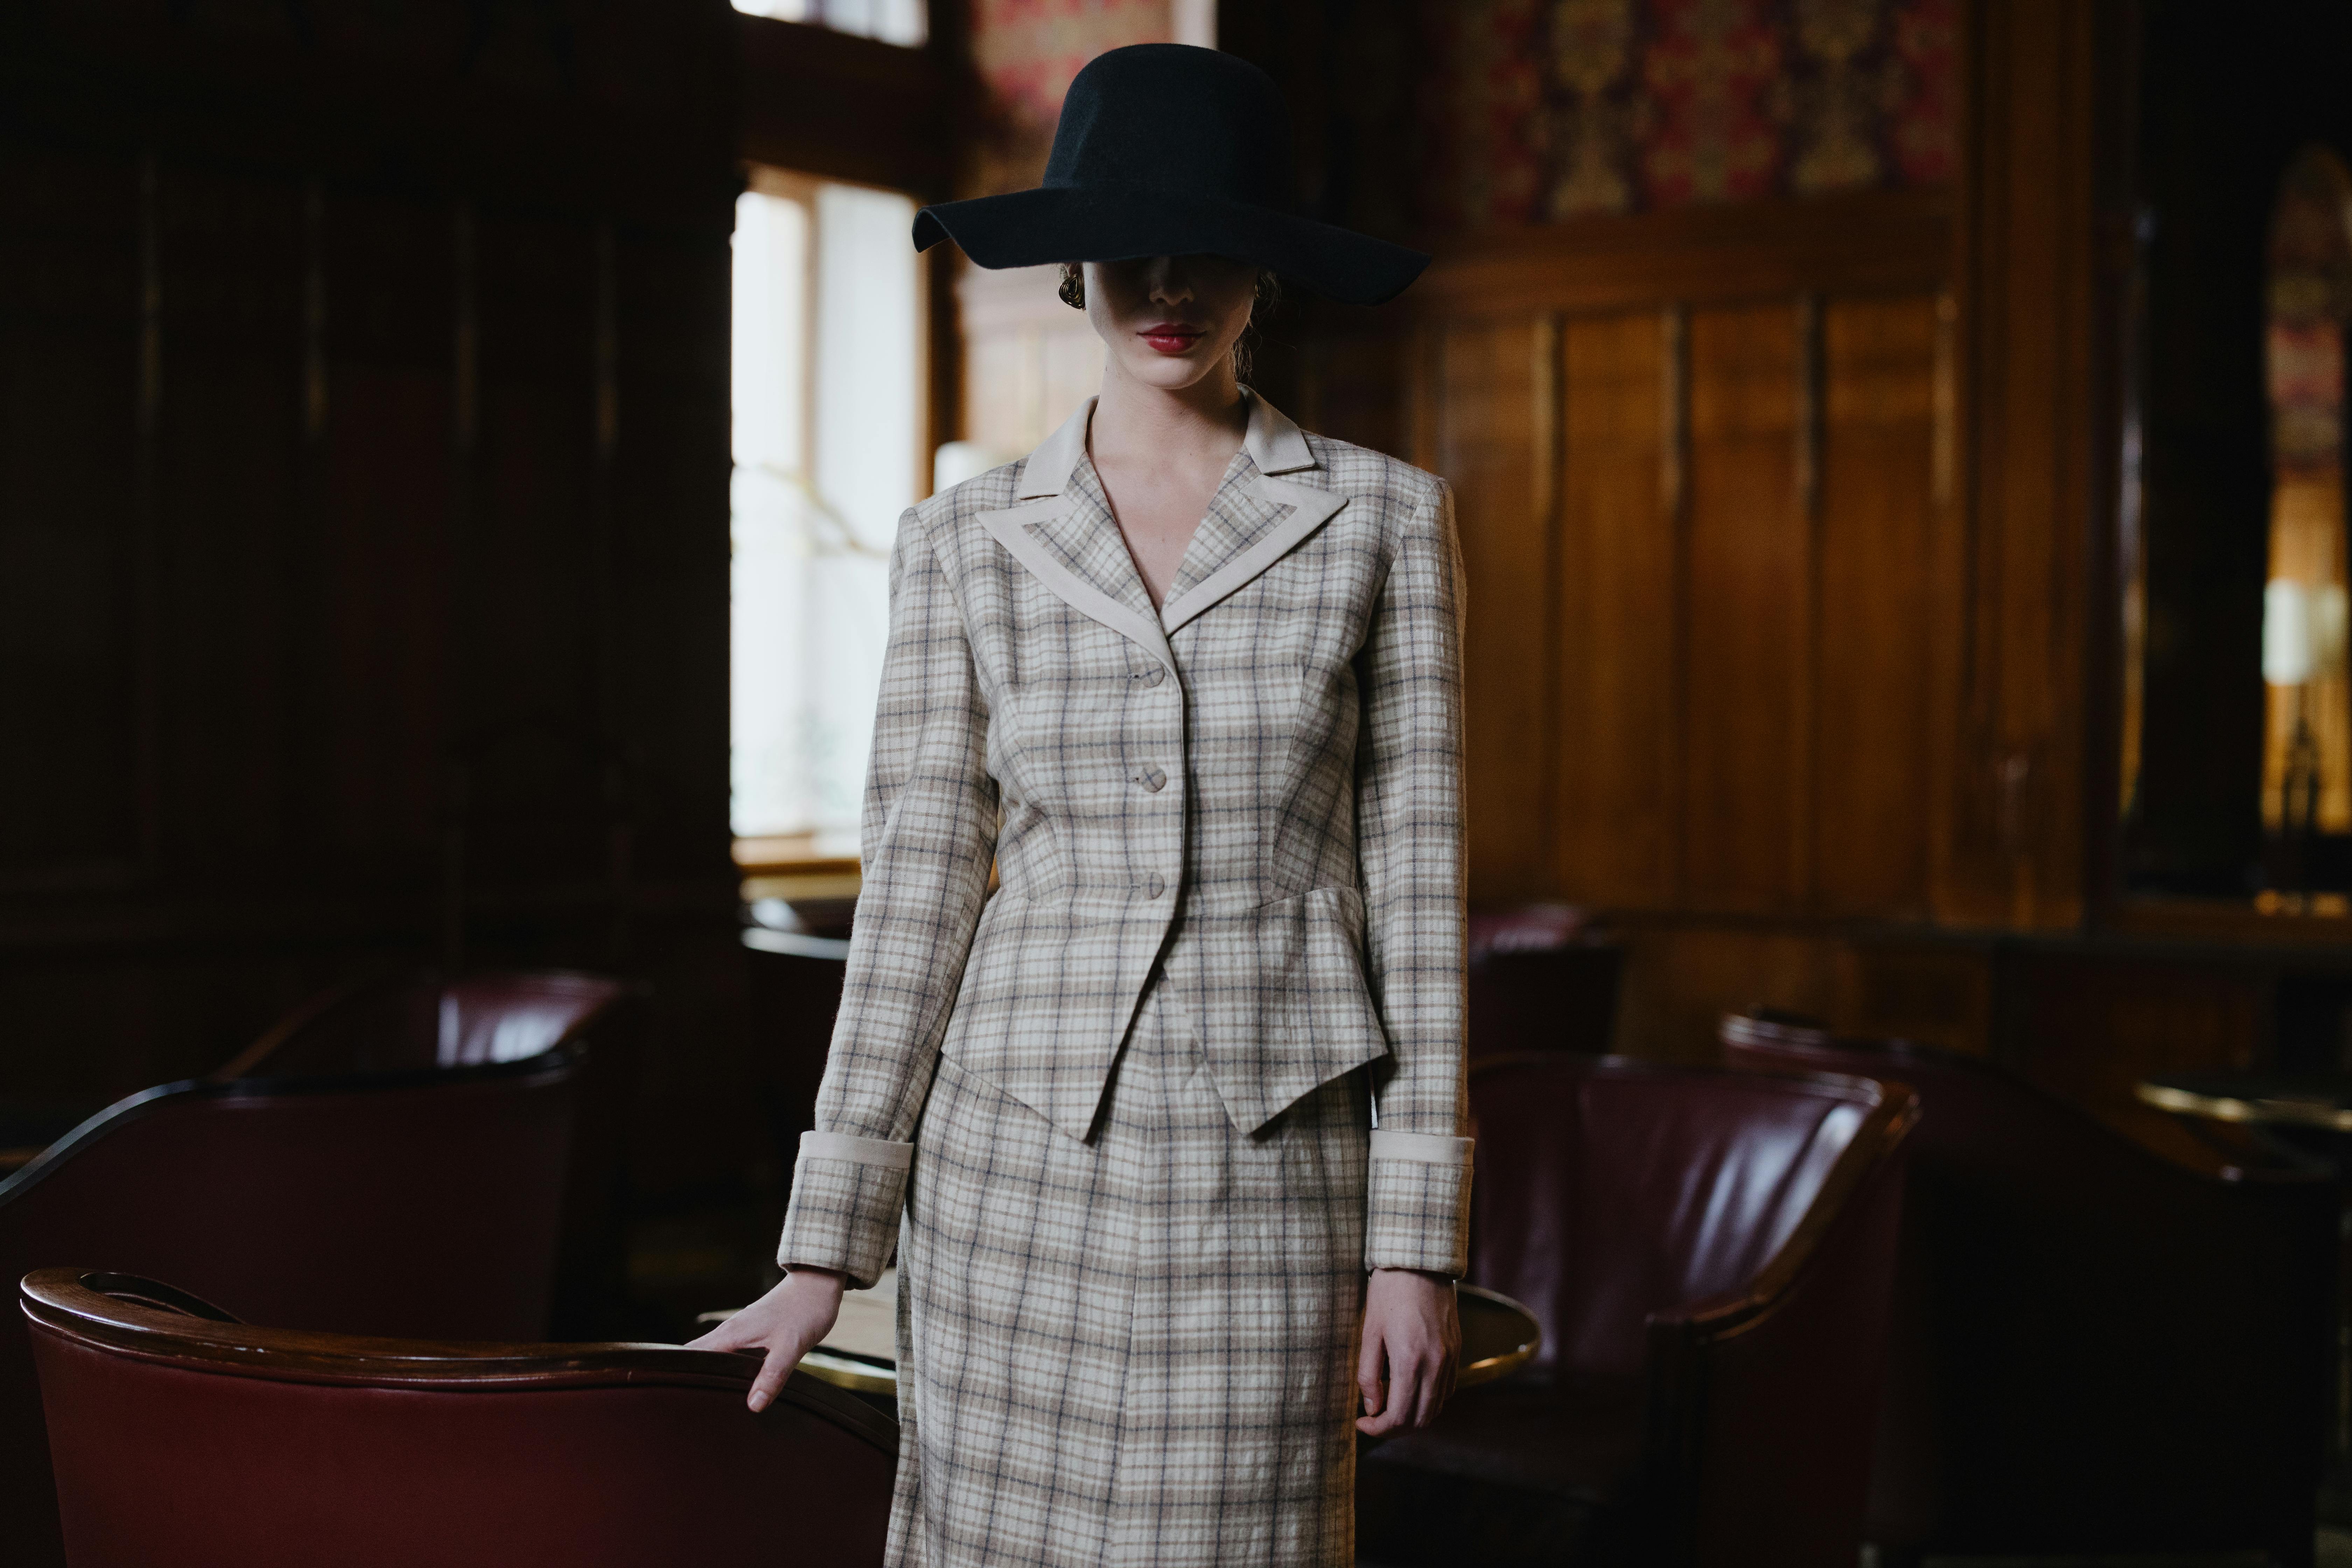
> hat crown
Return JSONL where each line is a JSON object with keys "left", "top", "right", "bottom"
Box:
{"left": 1043, "top": 44, "right": 1296, "bottom": 213}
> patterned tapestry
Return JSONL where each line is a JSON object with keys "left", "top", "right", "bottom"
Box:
{"left": 956, "top": 0, "right": 1954, "bottom": 225}
{"left": 965, "top": 0, "right": 1184, "bottom": 195}
{"left": 1418, "top": 0, "right": 1954, "bottom": 230}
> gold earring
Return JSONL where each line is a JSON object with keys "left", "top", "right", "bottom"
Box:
{"left": 1058, "top": 265, "right": 1085, "bottom": 309}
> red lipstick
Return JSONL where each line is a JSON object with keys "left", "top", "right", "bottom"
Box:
{"left": 1140, "top": 321, "right": 1205, "bottom": 354}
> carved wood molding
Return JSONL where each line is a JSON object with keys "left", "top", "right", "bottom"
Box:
{"left": 1404, "top": 188, "right": 1956, "bottom": 321}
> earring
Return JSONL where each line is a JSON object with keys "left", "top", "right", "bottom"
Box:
{"left": 1058, "top": 265, "right": 1085, "bottom": 310}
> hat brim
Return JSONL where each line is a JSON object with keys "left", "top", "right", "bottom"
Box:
{"left": 912, "top": 187, "right": 1430, "bottom": 307}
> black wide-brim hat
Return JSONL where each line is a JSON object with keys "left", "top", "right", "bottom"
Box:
{"left": 912, "top": 43, "right": 1429, "bottom": 307}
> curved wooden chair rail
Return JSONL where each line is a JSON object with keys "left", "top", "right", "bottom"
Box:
{"left": 0, "top": 1049, "right": 580, "bottom": 1209}
{"left": 20, "top": 1267, "right": 894, "bottom": 1452}
{"left": 23, "top": 1269, "right": 897, "bottom": 1568}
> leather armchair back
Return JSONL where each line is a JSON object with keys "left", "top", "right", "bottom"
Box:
{"left": 1, "top": 1056, "right": 580, "bottom": 1568}
{"left": 1470, "top": 1055, "right": 1883, "bottom": 1381}
{"left": 23, "top": 1269, "right": 895, "bottom": 1568}
{"left": 214, "top": 969, "right": 646, "bottom": 1339}
{"left": 215, "top": 968, "right": 632, "bottom": 1079}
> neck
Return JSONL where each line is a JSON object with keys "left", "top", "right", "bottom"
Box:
{"left": 1089, "top": 357, "right": 1248, "bottom": 468}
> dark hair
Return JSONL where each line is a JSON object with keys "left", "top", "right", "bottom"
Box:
{"left": 1057, "top": 262, "right": 1282, "bottom": 378}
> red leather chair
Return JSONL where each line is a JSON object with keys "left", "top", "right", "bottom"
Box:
{"left": 218, "top": 968, "right": 646, "bottom": 1337}
{"left": 23, "top": 1267, "right": 895, "bottom": 1568}
{"left": 0, "top": 1053, "right": 580, "bottom": 1568}
{"left": 215, "top": 968, "right": 639, "bottom": 1079}
{"left": 1356, "top": 1055, "right": 1917, "bottom": 1568}
{"left": 1721, "top": 1011, "right": 2336, "bottom": 1568}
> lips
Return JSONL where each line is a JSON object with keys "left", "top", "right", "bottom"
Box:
{"left": 1140, "top": 323, "right": 1205, "bottom": 354}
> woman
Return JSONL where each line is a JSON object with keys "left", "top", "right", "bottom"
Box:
{"left": 697, "top": 42, "right": 1472, "bottom": 1567}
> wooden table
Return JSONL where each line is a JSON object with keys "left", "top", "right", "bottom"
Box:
{"left": 2137, "top": 1071, "right": 2352, "bottom": 1136}
{"left": 2138, "top": 1070, "right": 2352, "bottom": 1521}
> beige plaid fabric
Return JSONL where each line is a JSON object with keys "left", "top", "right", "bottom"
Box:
{"left": 777, "top": 393, "right": 1471, "bottom": 1563}
{"left": 894, "top": 984, "right": 1367, "bottom": 1567}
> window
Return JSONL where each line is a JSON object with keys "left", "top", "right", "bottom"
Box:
{"left": 730, "top": 0, "right": 926, "bottom": 50}
{"left": 2259, "top": 145, "right": 2352, "bottom": 896}
{"left": 732, "top": 169, "right": 924, "bottom": 858}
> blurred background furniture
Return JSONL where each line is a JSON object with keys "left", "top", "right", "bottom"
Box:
{"left": 23, "top": 1267, "right": 895, "bottom": 1568}
{"left": 1452, "top": 1285, "right": 1544, "bottom": 1392}
{"left": 1465, "top": 904, "right": 1623, "bottom": 1060}
{"left": 2137, "top": 1063, "right": 2352, "bottom": 1530}
{"left": 214, "top": 969, "right": 647, "bottom": 1337}
{"left": 741, "top": 922, "right": 852, "bottom": 1197}
{"left": 1725, "top": 1010, "right": 2337, "bottom": 1567}
{"left": 1355, "top": 1054, "right": 1917, "bottom": 1568}
{"left": 0, "top": 1049, "right": 581, "bottom": 1568}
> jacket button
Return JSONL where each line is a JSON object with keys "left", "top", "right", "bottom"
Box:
{"left": 1134, "top": 664, "right": 1166, "bottom": 688}
{"left": 1143, "top": 873, "right": 1166, "bottom": 899}
{"left": 1134, "top": 765, "right": 1167, "bottom": 793}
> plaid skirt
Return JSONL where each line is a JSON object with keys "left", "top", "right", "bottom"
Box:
{"left": 889, "top": 980, "right": 1372, "bottom": 1568}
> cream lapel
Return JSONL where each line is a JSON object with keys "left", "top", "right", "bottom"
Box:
{"left": 975, "top": 397, "right": 1177, "bottom": 672}
{"left": 1157, "top": 391, "right": 1348, "bottom": 636}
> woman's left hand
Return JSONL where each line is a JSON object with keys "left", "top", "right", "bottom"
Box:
{"left": 1356, "top": 1267, "right": 1460, "bottom": 1436}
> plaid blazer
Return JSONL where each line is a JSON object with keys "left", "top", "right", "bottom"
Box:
{"left": 779, "top": 392, "right": 1472, "bottom": 1287}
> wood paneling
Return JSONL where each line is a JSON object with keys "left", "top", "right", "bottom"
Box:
{"left": 1434, "top": 317, "right": 1553, "bottom": 898}
{"left": 0, "top": 3, "right": 747, "bottom": 1194}
{"left": 1402, "top": 194, "right": 1952, "bottom": 921}
{"left": 1946, "top": 0, "right": 2118, "bottom": 931}
{"left": 1684, "top": 303, "right": 1805, "bottom": 912}
{"left": 1553, "top": 312, "right": 1673, "bottom": 906}
{"left": 1816, "top": 294, "right": 1942, "bottom": 916}
{"left": 0, "top": 147, "right": 142, "bottom": 887}
{"left": 1412, "top": 188, "right": 1956, "bottom": 318}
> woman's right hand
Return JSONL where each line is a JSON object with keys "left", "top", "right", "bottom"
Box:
{"left": 688, "top": 1266, "right": 847, "bottom": 1412}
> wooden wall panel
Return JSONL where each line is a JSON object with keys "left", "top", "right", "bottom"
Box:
{"left": 1945, "top": 0, "right": 2112, "bottom": 929}
{"left": 1815, "top": 294, "right": 1941, "bottom": 917}
{"left": 470, "top": 213, "right": 603, "bottom": 889}
{"left": 318, "top": 194, "right": 453, "bottom": 872}
{"left": 0, "top": 2, "right": 747, "bottom": 1198}
{"left": 1682, "top": 303, "right": 1805, "bottom": 912}
{"left": 0, "top": 146, "right": 141, "bottom": 886}
{"left": 1295, "top": 327, "right": 1406, "bottom": 465}
{"left": 2004, "top": 950, "right": 2265, "bottom": 1166}
{"left": 157, "top": 166, "right": 306, "bottom": 876}
{"left": 1435, "top": 317, "right": 1552, "bottom": 897}
{"left": 1390, "top": 200, "right": 1957, "bottom": 926}
{"left": 1552, "top": 311, "right": 1673, "bottom": 906}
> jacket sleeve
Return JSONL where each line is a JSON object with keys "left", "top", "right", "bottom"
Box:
{"left": 1356, "top": 477, "right": 1473, "bottom": 1278}
{"left": 776, "top": 508, "right": 998, "bottom": 1288}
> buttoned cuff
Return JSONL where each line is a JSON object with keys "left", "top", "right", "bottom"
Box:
{"left": 776, "top": 1131, "right": 912, "bottom": 1290}
{"left": 1364, "top": 1132, "right": 1473, "bottom": 1277}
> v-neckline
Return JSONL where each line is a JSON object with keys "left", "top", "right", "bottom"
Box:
{"left": 1084, "top": 441, "right": 1254, "bottom": 617}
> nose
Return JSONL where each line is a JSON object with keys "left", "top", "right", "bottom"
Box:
{"left": 1144, "top": 255, "right": 1193, "bottom": 306}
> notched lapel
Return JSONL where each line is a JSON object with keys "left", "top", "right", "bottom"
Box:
{"left": 976, "top": 478, "right": 1175, "bottom": 673}
{"left": 1159, "top": 473, "right": 1348, "bottom": 636}
{"left": 1160, "top": 456, "right": 1289, "bottom": 608}
{"left": 978, "top": 388, "right": 1336, "bottom": 666}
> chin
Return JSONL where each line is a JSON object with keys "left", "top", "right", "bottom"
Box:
{"left": 1120, "top": 349, "right": 1225, "bottom": 390}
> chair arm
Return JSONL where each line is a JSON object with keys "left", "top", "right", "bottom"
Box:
{"left": 1639, "top": 1087, "right": 1916, "bottom": 1568}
